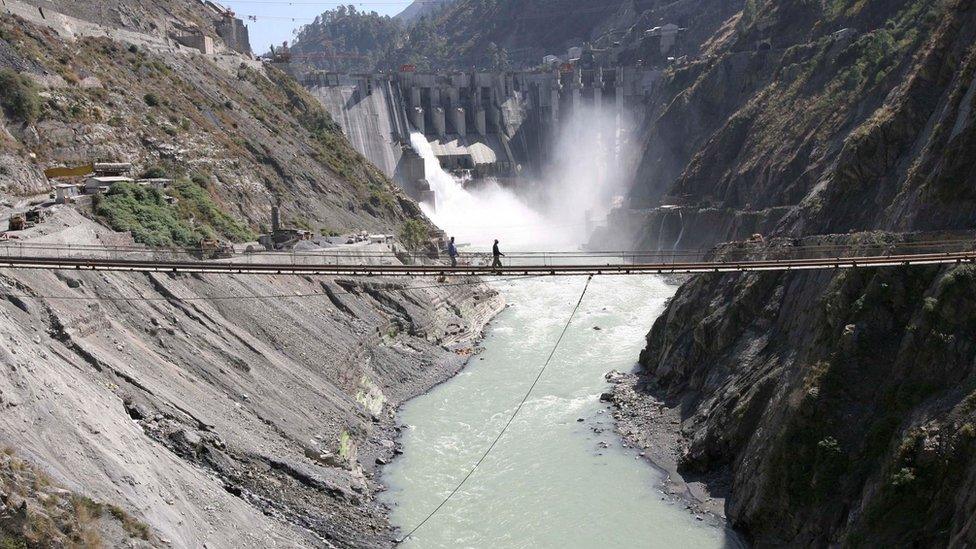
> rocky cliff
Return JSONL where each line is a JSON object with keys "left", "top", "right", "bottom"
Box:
{"left": 626, "top": 237, "right": 976, "bottom": 546}
{"left": 619, "top": 0, "right": 976, "bottom": 250}
{"left": 614, "top": 0, "right": 976, "bottom": 546}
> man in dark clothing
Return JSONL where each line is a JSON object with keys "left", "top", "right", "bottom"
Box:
{"left": 447, "top": 236, "right": 458, "bottom": 267}
{"left": 492, "top": 239, "right": 504, "bottom": 269}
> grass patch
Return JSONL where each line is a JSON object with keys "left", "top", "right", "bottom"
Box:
{"left": 94, "top": 182, "right": 206, "bottom": 247}
{"left": 170, "top": 179, "right": 255, "bottom": 243}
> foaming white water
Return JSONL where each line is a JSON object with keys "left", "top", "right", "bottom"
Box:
{"left": 412, "top": 133, "right": 556, "bottom": 249}
{"left": 411, "top": 100, "right": 636, "bottom": 251}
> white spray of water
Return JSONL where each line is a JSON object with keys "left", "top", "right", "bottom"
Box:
{"left": 413, "top": 133, "right": 555, "bottom": 249}
{"left": 672, "top": 210, "right": 685, "bottom": 251}
{"left": 412, "top": 103, "right": 634, "bottom": 251}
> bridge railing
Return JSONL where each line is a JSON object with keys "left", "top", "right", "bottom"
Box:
{"left": 0, "top": 237, "right": 973, "bottom": 269}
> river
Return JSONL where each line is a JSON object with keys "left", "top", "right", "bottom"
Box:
{"left": 381, "top": 274, "right": 739, "bottom": 547}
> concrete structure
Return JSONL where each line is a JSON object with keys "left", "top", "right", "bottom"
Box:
{"left": 93, "top": 163, "right": 131, "bottom": 175}
{"left": 136, "top": 178, "right": 173, "bottom": 190}
{"left": 176, "top": 34, "right": 214, "bottom": 55}
{"left": 644, "top": 24, "right": 683, "bottom": 56}
{"left": 215, "top": 15, "right": 251, "bottom": 56}
{"left": 85, "top": 176, "right": 132, "bottom": 194}
{"left": 54, "top": 183, "right": 82, "bottom": 204}
{"left": 193, "top": 0, "right": 252, "bottom": 56}
{"left": 298, "top": 45, "right": 660, "bottom": 199}
{"left": 259, "top": 205, "right": 313, "bottom": 250}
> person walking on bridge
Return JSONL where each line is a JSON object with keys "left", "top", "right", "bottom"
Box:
{"left": 492, "top": 239, "right": 504, "bottom": 270}
{"left": 447, "top": 236, "right": 459, "bottom": 267}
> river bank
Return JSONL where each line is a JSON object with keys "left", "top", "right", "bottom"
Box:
{"left": 0, "top": 207, "right": 508, "bottom": 547}
{"left": 607, "top": 371, "right": 730, "bottom": 519}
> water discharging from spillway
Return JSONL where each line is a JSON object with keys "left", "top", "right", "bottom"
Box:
{"left": 410, "top": 133, "right": 564, "bottom": 249}
{"left": 382, "top": 132, "right": 737, "bottom": 547}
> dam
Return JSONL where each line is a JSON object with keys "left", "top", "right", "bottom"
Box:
{"left": 289, "top": 47, "right": 660, "bottom": 206}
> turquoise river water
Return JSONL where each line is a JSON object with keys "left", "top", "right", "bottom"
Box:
{"left": 380, "top": 275, "right": 741, "bottom": 548}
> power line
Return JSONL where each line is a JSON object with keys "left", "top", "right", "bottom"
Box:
{"left": 395, "top": 274, "right": 593, "bottom": 544}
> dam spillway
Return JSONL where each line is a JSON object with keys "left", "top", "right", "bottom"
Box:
{"left": 296, "top": 59, "right": 660, "bottom": 205}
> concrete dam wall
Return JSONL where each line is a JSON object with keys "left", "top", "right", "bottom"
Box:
{"left": 299, "top": 62, "right": 660, "bottom": 205}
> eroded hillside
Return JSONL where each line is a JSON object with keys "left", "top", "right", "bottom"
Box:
{"left": 0, "top": 208, "right": 502, "bottom": 547}
{"left": 622, "top": 0, "right": 975, "bottom": 249}
{"left": 0, "top": 2, "right": 502, "bottom": 547}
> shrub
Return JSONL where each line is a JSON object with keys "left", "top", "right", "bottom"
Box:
{"left": 890, "top": 467, "right": 916, "bottom": 487}
{"left": 140, "top": 166, "right": 169, "bottom": 179}
{"left": 143, "top": 93, "right": 160, "bottom": 107}
{"left": 94, "top": 182, "right": 205, "bottom": 247}
{"left": 169, "top": 179, "right": 255, "bottom": 243}
{"left": 0, "top": 68, "right": 41, "bottom": 123}
{"left": 398, "top": 219, "right": 428, "bottom": 250}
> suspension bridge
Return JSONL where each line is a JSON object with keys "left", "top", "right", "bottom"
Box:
{"left": 0, "top": 239, "right": 973, "bottom": 276}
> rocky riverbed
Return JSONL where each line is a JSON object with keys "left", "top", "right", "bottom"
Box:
{"left": 606, "top": 370, "right": 728, "bottom": 521}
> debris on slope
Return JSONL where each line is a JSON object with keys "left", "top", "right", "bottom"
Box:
{"left": 0, "top": 207, "right": 503, "bottom": 547}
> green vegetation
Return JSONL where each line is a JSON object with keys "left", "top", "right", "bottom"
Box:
{"left": 0, "top": 535, "right": 27, "bottom": 549}
{"left": 0, "top": 449, "right": 152, "bottom": 545}
{"left": 265, "top": 65, "right": 397, "bottom": 206}
{"left": 338, "top": 431, "right": 354, "bottom": 461}
{"left": 398, "top": 219, "right": 429, "bottom": 250}
{"left": 171, "top": 178, "right": 256, "bottom": 243}
{"left": 140, "top": 165, "right": 170, "bottom": 179}
{"left": 94, "top": 180, "right": 254, "bottom": 247}
{"left": 143, "top": 92, "right": 160, "bottom": 107}
{"left": 291, "top": 5, "right": 403, "bottom": 72}
{"left": 0, "top": 68, "right": 41, "bottom": 123}
{"left": 94, "top": 182, "right": 205, "bottom": 247}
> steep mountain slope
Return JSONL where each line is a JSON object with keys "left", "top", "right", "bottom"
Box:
{"left": 394, "top": 0, "right": 458, "bottom": 26}
{"left": 612, "top": 0, "right": 976, "bottom": 545}
{"left": 628, "top": 236, "right": 976, "bottom": 546}
{"left": 394, "top": 0, "right": 741, "bottom": 68}
{"left": 289, "top": 6, "right": 403, "bottom": 73}
{"left": 1, "top": 3, "right": 419, "bottom": 237}
{"left": 623, "top": 0, "right": 975, "bottom": 250}
{"left": 0, "top": 208, "right": 502, "bottom": 547}
{"left": 288, "top": 0, "right": 740, "bottom": 71}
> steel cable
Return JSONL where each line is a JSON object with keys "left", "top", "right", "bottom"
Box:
{"left": 395, "top": 274, "right": 593, "bottom": 544}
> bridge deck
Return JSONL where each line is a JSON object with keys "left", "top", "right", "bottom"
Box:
{"left": 0, "top": 251, "right": 973, "bottom": 276}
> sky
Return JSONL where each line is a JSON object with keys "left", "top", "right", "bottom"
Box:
{"left": 222, "top": 1, "right": 416, "bottom": 54}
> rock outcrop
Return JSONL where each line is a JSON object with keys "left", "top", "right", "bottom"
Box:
{"left": 615, "top": 0, "right": 976, "bottom": 545}
{"left": 634, "top": 239, "right": 976, "bottom": 545}
{"left": 617, "top": 0, "right": 976, "bottom": 251}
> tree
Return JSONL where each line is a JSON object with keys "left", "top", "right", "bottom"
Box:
{"left": 398, "top": 219, "right": 429, "bottom": 250}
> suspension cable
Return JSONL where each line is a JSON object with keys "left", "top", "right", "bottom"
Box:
{"left": 395, "top": 274, "right": 594, "bottom": 545}
{"left": 0, "top": 275, "right": 543, "bottom": 303}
